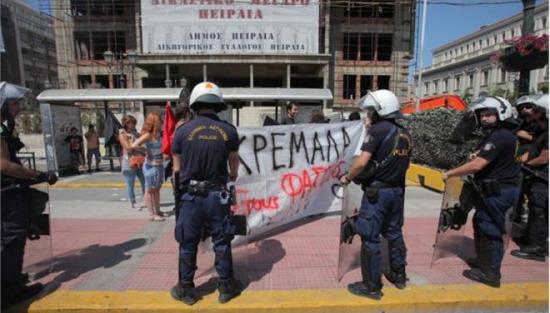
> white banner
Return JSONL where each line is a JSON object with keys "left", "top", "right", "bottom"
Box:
{"left": 141, "top": 0, "right": 319, "bottom": 54}
{"left": 233, "top": 121, "right": 364, "bottom": 241}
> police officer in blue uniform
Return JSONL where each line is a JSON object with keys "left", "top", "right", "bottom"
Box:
{"left": 340, "top": 89, "right": 412, "bottom": 300}
{"left": 1, "top": 82, "right": 57, "bottom": 309}
{"left": 444, "top": 96, "right": 521, "bottom": 288}
{"left": 170, "top": 82, "right": 241, "bottom": 305}
{"left": 511, "top": 94, "right": 548, "bottom": 261}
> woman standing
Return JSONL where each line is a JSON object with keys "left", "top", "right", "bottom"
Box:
{"left": 133, "top": 112, "right": 165, "bottom": 221}
{"left": 118, "top": 115, "right": 145, "bottom": 209}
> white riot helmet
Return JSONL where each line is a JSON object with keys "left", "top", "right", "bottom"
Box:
{"left": 189, "top": 82, "right": 226, "bottom": 112}
{"left": 533, "top": 94, "right": 549, "bottom": 118}
{"left": 359, "top": 89, "right": 403, "bottom": 119}
{"left": 469, "top": 95, "right": 515, "bottom": 122}
{"left": 515, "top": 95, "right": 537, "bottom": 108}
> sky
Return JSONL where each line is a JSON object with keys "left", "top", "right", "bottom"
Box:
{"left": 24, "top": 0, "right": 543, "bottom": 70}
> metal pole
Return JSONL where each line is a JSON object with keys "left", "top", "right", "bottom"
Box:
{"left": 104, "top": 101, "right": 114, "bottom": 172}
{"left": 416, "top": 0, "right": 428, "bottom": 113}
{"left": 519, "top": 0, "right": 536, "bottom": 95}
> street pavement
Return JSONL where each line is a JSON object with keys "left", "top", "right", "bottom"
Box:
{"left": 8, "top": 171, "right": 549, "bottom": 312}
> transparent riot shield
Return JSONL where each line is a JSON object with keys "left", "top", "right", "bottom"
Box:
{"left": 338, "top": 184, "right": 389, "bottom": 281}
{"left": 431, "top": 177, "right": 473, "bottom": 265}
{"left": 22, "top": 183, "right": 53, "bottom": 280}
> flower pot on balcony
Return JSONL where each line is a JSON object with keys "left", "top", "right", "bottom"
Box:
{"left": 501, "top": 47, "right": 549, "bottom": 71}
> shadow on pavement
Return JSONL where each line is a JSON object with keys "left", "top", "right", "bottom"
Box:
{"left": 195, "top": 239, "right": 286, "bottom": 298}
{"left": 6, "top": 238, "right": 147, "bottom": 313}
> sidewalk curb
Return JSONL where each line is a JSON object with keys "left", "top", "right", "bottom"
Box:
{"left": 11, "top": 282, "right": 548, "bottom": 313}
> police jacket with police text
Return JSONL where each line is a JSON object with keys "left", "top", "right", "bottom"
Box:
{"left": 360, "top": 120, "right": 412, "bottom": 186}
{"left": 172, "top": 114, "right": 239, "bottom": 184}
{"left": 474, "top": 128, "right": 521, "bottom": 182}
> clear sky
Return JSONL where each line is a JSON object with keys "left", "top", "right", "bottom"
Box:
{"left": 25, "top": 0, "right": 544, "bottom": 70}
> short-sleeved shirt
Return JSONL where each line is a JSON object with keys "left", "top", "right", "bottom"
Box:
{"left": 475, "top": 128, "right": 521, "bottom": 181}
{"left": 64, "top": 135, "right": 83, "bottom": 152}
{"left": 360, "top": 120, "right": 412, "bottom": 185}
{"left": 85, "top": 131, "right": 100, "bottom": 149}
{"left": 172, "top": 113, "right": 239, "bottom": 183}
{"left": 280, "top": 115, "right": 296, "bottom": 125}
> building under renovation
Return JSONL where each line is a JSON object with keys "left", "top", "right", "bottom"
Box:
{"left": 51, "top": 0, "right": 415, "bottom": 125}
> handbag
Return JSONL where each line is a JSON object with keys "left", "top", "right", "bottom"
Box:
{"left": 129, "top": 154, "right": 146, "bottom": 169}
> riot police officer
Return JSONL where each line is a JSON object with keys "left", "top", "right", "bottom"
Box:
{"left": 0, "top": 82, "right": 57, "bottom": 308}
{"left": 511, "top": 94, "right": 548, "bottom": 261}
{"left": 170, "top": 82, "right": 241, "bottom": 305}
{"left": 340, "top": 89, "right": 412, "bottom": 300}
{"left": 443, "top": 96, "right": 521, "bottom": 288}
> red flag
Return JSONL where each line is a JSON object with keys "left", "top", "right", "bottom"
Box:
{"left": 162, "top": 101, "right": 176, "bottom": 155}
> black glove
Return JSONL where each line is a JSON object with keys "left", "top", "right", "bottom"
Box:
{"left": 341, "top": 215, "right": 357, "bottom": 244}
{"left": 37, "top": 172, "right": 58, "bottom": 185}
{"left": 439, "top": 204, "right": 468, "bottom": 232}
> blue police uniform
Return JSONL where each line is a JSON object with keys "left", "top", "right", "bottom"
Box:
{"left": 512, "top": 128, "right": 548, "bottom": 259}
{"left": 353, "top": 120, "right": 411, "bottom": 293}
{"left": 467, "top": 127, "right": 521, "bottom": 285}
{"left": 171, "top": 113, "right": 239, "bottom": 285}
{"left": 1, "top": 123, "right": 29, "bottom": 291}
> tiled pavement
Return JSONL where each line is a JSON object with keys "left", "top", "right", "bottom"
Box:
{"left": 25, "top": 215, "right": 548, "bottom": 293}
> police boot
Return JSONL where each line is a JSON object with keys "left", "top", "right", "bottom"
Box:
{"left": 348, "top": 245, "right": 383, "bottom": 300}
{"left": 1, "top": 282, "right": 44, "bottom": 309}
{"left": 463, "top": 238, "right": 501, "bottom": 288}
{"left": 170, "top": 281, "right": 198, "bottom": 305}
{"left": 511, "top": 206, "right": 547, "bottom": 262}
{"left": 217, "top": 278, "right": 242, "bottom": 303}
{"left": 384, "top": 267, "right": 407, "bottom": 289}
{"left": 466, "top": 226, "right": 482, "bottom": 268}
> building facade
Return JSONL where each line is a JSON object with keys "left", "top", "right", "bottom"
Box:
{"left": 1, "top": 0, "right": 58, "bottom": 93}
{"left": 416, "top": 1, "right": 548, "bottom": 100}
{"left": 52, "top": 0, "right": 415, "bottom": 116}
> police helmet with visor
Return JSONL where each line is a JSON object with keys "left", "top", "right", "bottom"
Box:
{"left": 359, "top": 89, "right": 404, "bottom": 119}
{"left": 189, "top": 82, "right": 227, "bottom": 112}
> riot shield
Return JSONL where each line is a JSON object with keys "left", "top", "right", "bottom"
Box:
{"left": 431, "top": 176, "right": 514, "bottom": 265}
{"left": 431, "top": 177, "right": 474, "bottom": 265}
{"left": 22, "top": 183, "right": 53, "bottom": 280}
{"left": 338, "top": 184, "right": 389, "bottom": 281}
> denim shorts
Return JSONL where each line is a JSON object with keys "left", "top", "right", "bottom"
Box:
{"left": 143, "top": 163, "right": 164, "bottom": 190}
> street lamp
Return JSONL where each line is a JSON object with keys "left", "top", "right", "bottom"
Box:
{"left": 165, "top": 79, "right": 173, "bottom": 88}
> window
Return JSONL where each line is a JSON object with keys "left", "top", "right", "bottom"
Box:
{"left": 70, "top": 0, "right": 87, "bottom": 16}
{"left": 454, "top": 76, "right": 461, "bottom": 91}
{"left": 343, "top": 75, "right": 356, "bottom": 99}
{"left": 74, "top": 31, "right": 91, "bottom": 60}
{"left": 377, "top": 34, "right": 393, "bottom": 61}
{"left": 468, "top": 73, "right": 474, "bottom": 88}
{"left": 359, "top": 33, "right": 374, "bottom": 61}
{"left": 343, "top": 33, "right": 359, "bottom": 60}
{"left": 511, "top": 29, "right": 515, "bottom": 38}
{"left": 500, "top": 68, "right": 506, "bottom": 83}
{"left": 345, "top": 1, "right": 394, "bottom": 18}
{"left": 494, "top": 35, "right": 498, "bottom": 44}
{"left": 443, "top": 79, "right": 449, "bottom": 92}
{"left": 424, "top": 83, "right": 429, "bottom": 96}
{"left": 482, "top": 70, "right": 489, "bottom": 86}
{"left": 485, "top": 38, "right": 489, "bottom": 46}
{"left": 543, "top": 17, "right": 547, "bottom": 28}
{"left": 78, "top": 75, "right": 91, "bottom": 89}
{"left": 360, "top": 75, "right": 373, "bottom": 97}
{"left": 377, "top": 75, "right": 390, "bottom": 90}
{"left": 433, "top": 80, "right": 439, "bottom": 95}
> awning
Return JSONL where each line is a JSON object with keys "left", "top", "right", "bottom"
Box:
{"left": 37, "top": 87, "right": 332, "bottom": 104}
{"left": 37, "top": 88, "right": 185, "bottom": 103}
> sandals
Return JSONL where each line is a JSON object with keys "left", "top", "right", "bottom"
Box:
{"left": 149, "top": 215, "right": 165, "bottom": 222}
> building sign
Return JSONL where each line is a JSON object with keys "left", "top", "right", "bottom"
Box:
{"left": 141, "top": 0, "right": 319, "bottom": 55}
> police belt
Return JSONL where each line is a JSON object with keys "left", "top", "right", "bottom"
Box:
{"left": 183, "top": 180, "right": 225, "bottom": 195}
{"left": 362, "top": 180, "right": 401, "bottom": 190}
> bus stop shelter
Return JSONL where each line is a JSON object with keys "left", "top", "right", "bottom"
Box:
{"left": 37, "top": 87, "right": 332, "bottom": 173}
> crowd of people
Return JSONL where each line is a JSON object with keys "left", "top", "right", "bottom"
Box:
{"left": 0, "top": 79, "right": 547, "bottom": 309}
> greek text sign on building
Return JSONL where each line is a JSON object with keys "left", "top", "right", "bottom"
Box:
{"left": 141, "top": 0, "right": 319, "bottom": 55}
